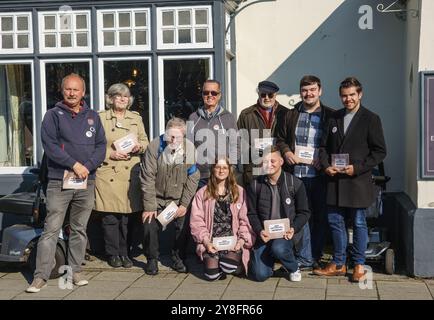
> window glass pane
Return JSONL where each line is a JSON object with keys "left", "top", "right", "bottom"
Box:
{"left": 44, "top": 16, "right": 56, "bottom": 30}
{"left": 178, "top": 11, "right": 191, "bottom": 25}
{"left": 0, "top": 64, "right": 33, "bottom": 166}
{"left": 45, "top": 62, "right": 90, "bottom": 110}
{"left": 195, "top": 10, "right": 208, "bottom": 25}
{"left": 103, "top": 60, "right": 150, "bottom": 136}
{"left": 118, "top": 12, "right": 130, "bottom": 28}
{"left": 119, "top": 31, "right": 131, "bottom": 46}
{"left": 76, "top": 15, "right": 87, "bottom": 29}
{"left": 163, "top": 59, "right": 210, "bottom": 123}
{"left": 103, "top": 13, "right": 114, "bottom": 28}
{"left": 76, "top": 33, "right": 88, "bottom": 47}
{"left": 45, "top": 34, "right": 56, "bottom": 47}
{"left": 60, "top": 33, "right": 72, "bottom": 47}
{"left": 103, "top": 31, "right": 115, "bottom": 46}
{"left": 17, "top": 16, "right": 29, "bottom": 31}
{"left": 2, "top": 35, "right": 13, "bottom": 48}
{"left": 163, "top": 30, "right": 174, "bottom": 44}
{"left": 195, "top": 28, "right": 207, "bottom": 43}
{"left": 135, "top": 30, "right": 146, "bottom": 45}
{"left": 59, "top": 15, "right": 72, "bottom": 31}
{"left": 1, "top": 17, "right": 13, "bottom": 31}
{"left": 178, "top": 29, "right": 191, "bottom": 44}
{"left": 135, "top": 12, "right": 147, "bottom": 27}
{"left": 17, "top": 34, "right": 29, "bottom": 48}
{"left": 162, "top": 11, "right": 174, "bottom": 26}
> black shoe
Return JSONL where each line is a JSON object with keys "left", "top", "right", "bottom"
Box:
{"left": 120, "top": 256, "right": 133, "bottom": 268}
{"left": 108, "top": 255, "right": 122, "bottom": 268}
{"left": 172, "top": 258, "right": 187, "bottom": 273}
{"left": 145, "top": 259, "right": 159, "bottom": 275}
{"left": 218, "top": 273, "right": 227, "bottom": 281}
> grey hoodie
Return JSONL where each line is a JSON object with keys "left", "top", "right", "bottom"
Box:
{"left": 187, "top": 105, "right": 239, "bottom": 179}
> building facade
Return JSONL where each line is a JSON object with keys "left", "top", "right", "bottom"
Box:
{"left": 0, "top": 0, "right": 239, "bottom": 194}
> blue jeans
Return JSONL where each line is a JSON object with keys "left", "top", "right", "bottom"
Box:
{"left": 327, "top": 206, "right": 368, "bottom": 266}
{"left": 301, "top": 176, "right": 328, "bottom": 262}
{"left": 249, "top": 238, "right": 299, "bottom": 282}
{"left": 295, "top": 223, "right": 313, "bottom": 267}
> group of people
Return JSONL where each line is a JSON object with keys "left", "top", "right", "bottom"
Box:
{"left": 26, "top": 72, "right": 386, "bottom": 293}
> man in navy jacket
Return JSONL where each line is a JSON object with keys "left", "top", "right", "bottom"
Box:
{"left": 27, "top": 74, "right": 106, "bottom": 293}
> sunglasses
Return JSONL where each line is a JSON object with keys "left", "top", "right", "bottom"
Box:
{"left": 260, "top": 93, "right": 276, "bottom": 98}
{"left": 202, "top": 90, "right": 220, "bottom": 96}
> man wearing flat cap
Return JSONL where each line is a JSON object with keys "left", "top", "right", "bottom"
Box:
{"left": 237, "top": 80, "right": 288, "bottom": 185}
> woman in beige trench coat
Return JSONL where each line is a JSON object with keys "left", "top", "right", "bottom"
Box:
{"left": 95, "top": 83, "right": 149, "bottom": 268}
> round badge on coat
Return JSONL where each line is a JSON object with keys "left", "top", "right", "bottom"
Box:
{"left": 86, "top": 131, "right": 93, "bottom": 138}
{"left": 88, "top": 118, "right": 94, "bottom": 125}
{"left": 116, "top": 122, "right": 122, "bottom": 128}
{"left": 286, "top": 198, "right": 291, "bottom": 205}
{"left": 213, "top": 124, "right": 220, "bottom": 131}
{"left": 332, "top": 127, "right": 338, "bottom": 133}
{"left": 58, "top": 111, "right": 64, "bottom": 115}
{"left": 236, "top": 203, "right": 241, "bottom": 210}
{"left": 90, "top": 127, "right": 96, "bottom": 133}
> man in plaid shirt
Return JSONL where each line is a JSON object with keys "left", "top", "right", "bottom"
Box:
{"left": 276, "top": 75, "right": 335, "bottom": 270}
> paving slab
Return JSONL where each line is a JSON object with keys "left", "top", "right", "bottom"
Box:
{"left": 14, "top": 286, "right": 74, "bottom": 299}
{"left": 130, "top": 277, "right": 183, "bottom": 289}
{"left": 13, "top": 296, "right": 62, "bottom": 300}
{"left": 116, "top": 287, "right": 173, "bottom": 300}
{"left": 326, "top": 283, "right": 378, "bottom": 298}
{"left": 377, "top": 281, "right": 432, "bottom": 300}
{"left": 169, "top": 291, "right": 224, "bottom": 300}
{"left": 226, "top": 277, "right": 278, "bottom": 292}
{"left": 278, "top": 278, "right": 327, "bottom": 289}
{"left": 274, "top": 287, "right": 325, "bottom": 300}
{"left": 221, "top": 289, "right": 274, "bottom": 300}
{"left": 326, "top": 296, "right": 378, "bottom": 300}
{"left": 173, "top": 283, "right": 227, "bottom": 295}
{"left": 63, "top": 287, "right": 126, "bottom": 300}
{"left": 91, "top": 271, "right": 143, "bottom": 282}
{"left": 427, "top": 284, "right": 434, "bottom": 298}
{"left": 0, "top": 279, "right": 31, "bottom": 291}
{"left": 0, "top": 290, "right": 20, "bottom": 299}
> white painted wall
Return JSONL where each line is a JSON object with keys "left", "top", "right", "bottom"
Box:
{"left": 235, "top": 0, "right": 406, "bottom": 192}
{"left": 415, "top": 0, "right": 434, "bottom": 208}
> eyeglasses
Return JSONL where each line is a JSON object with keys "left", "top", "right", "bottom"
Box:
{"left": 202, "top": 90, "right": 220, "bottom": 97}
{"left": 260, "top": 93, "right": 275, "bottom": 99}
{"left": 113, "top": 94, "right": 130, "bottom": 100}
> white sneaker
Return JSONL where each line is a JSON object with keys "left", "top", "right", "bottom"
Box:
{"left": 73, "top": 273, "right": 89, "bottom": 286}
{"left": 26, "top": 278, "right": 47, "bottom": 293}
{"left": 289, "top": 269, "right": 302, "bottom": 282}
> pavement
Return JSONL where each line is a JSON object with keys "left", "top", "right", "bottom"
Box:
{"left": 0, "top": 254, "right": 433, "bottom": 300}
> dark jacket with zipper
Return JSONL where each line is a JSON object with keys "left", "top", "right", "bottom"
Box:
{"left": 275, "top": 101, "right": 335, "bottom": 161}
{"left": 246, "top": 171, "right": 310, "bottom": 236}
{"left": 319, "top": 106, "right": 387, "bottom": 208}
{"left": 41, "top": 101, "right": 106, "bottom": 180}
{"left": 237, "top": 101, "right": 288, "bottom": 185}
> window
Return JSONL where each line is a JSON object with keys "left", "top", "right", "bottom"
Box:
{"left": 38, "top": 10, "right": 91, "bottom": 53}
{"left": 158, "top": 56, "right": 212, "bottom": 132}
{"left": 40, "top": 60, "right": 91, "bottom": 113}
{"left": 0, "top": 63, "right": 34, "bottom": 168}
{"left": 97, "top": 9, "right": 150, "bottom": 52}
{"left": 0, "top": 13, "right": 32, "bottom": 54}
{"left": 100, "top": 58, "right": 151, "bottom": 137}
{"left": 157, "top": 6, "right": 213, "bottom": 49}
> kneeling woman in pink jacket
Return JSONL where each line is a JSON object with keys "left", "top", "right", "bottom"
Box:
{"left": 190, "top": 157, "right": 256, "bottom": 281}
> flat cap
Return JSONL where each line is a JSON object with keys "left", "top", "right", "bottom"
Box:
{"left": 258, "top": 80, "right": 279, "bottom": 94}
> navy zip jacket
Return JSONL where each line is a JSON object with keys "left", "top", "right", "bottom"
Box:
{"left": 41, "top": 101, "right": 107, "bottom": 180}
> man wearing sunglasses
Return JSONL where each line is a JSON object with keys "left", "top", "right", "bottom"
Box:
{"left": 188, "top": 79, "right": 239, "bottom": 188}
{"left": 276, "top": 75, "right": 335, "bottom": 271}
{"left": 237, "top": 80, "right": 288, "bottom": 186}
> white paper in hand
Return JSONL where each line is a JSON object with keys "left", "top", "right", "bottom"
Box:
{"left": 212, "top": 236, "right": 237, "bottom": 251}
{"left": 264, "top": 218, "right": 290, "bottom": 240}
{"left": 156, "top": 201, "right": 178, "bottom": 230}
{"left": 113, "top": 133, "right": 138, "bottom": 154}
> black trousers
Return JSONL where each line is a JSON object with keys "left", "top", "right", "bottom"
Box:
{"left": 102, "top": 213, "right": 129, "bottom": 256}
{"left": 143, "top": 215, "right": 187, "bottom": 260}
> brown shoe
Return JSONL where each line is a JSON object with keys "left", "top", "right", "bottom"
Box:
{"left": 351, "top": 264, "right": 366, "bottom": 282}
{"left": 313, "top": 263, "right": 347, "bottom": 276}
